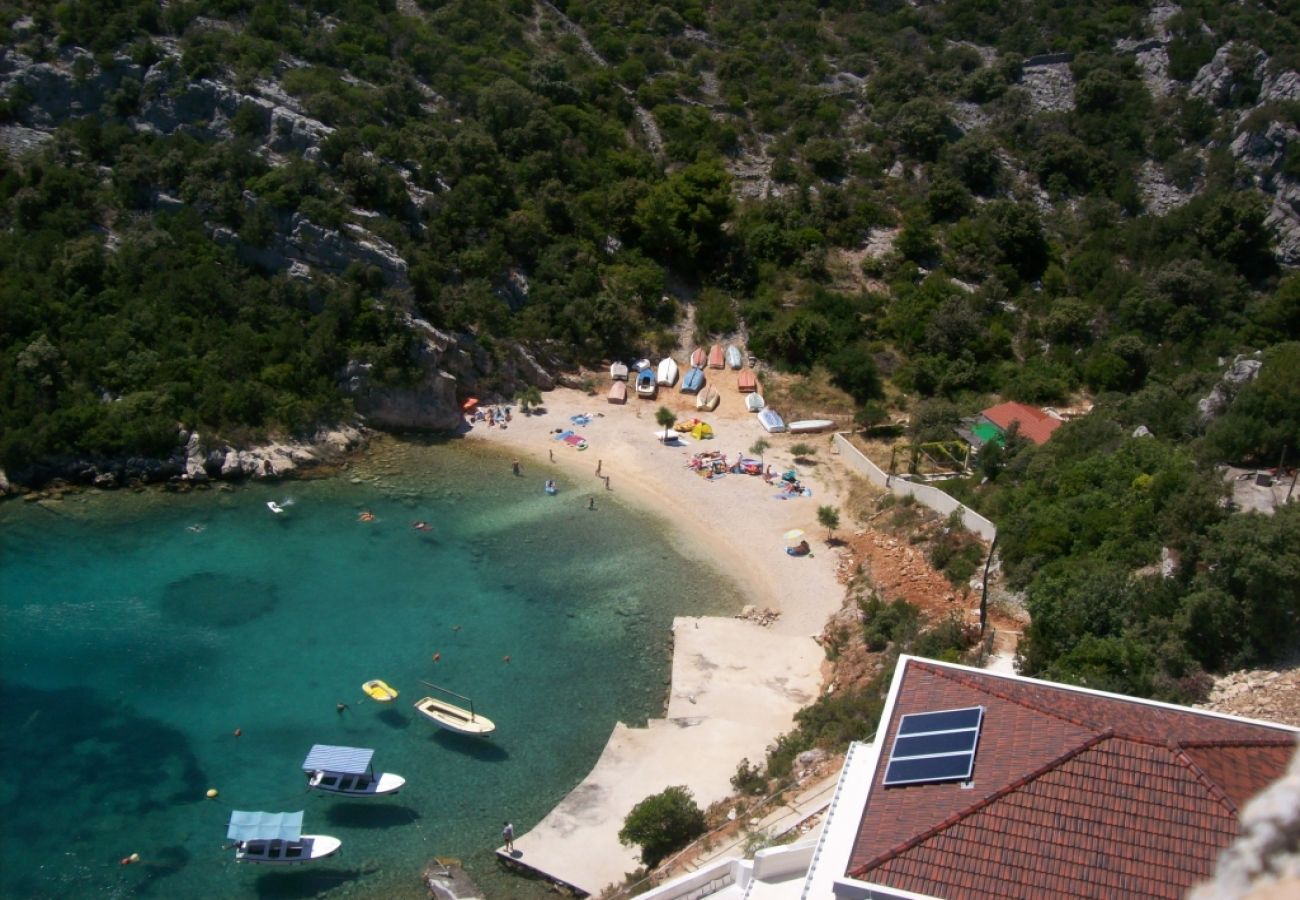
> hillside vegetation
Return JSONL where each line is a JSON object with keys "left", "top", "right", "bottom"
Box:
{"left": 2, "top": 0, "right": 1299, "bottom": 698}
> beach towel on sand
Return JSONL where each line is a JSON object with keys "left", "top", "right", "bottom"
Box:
{"left": 554, "top": 430, "right": 574, "bottom": 441}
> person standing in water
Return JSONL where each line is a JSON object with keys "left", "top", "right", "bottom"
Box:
{"left": 512, "top": 459, "right": 521, "bottom": 476}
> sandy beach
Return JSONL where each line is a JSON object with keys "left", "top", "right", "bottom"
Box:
{"left": 465, "top": 374, "right": 851, "bottom": 893}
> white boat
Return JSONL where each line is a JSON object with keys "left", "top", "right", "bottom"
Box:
{"left": 227, "top": 811, "right": 340, "bottom": 866}
{"left": 696, "top": 385, "right": 720, "bottom": 411}
{"left": 635, "top": 368, "right": 657, "bottom": 398}
{"left": 610, "top": 362, "right": 628, "bottom": 381}
{"left": 656, "top": 357, "right": 678, "bottom": 387}
{"left": 758, "top": 409, "right": 786, "bottom": 433}
{"left": 726, "top": 345, "right": 743, "bottom": 369}
{"left": 415, "top": 683, "right": 496, "bottom": 736}
{"left": 787, "top": 419, "right": 836, "bottom": 433}
{"left": 745, "top": 394, "right": 766, "bottom": 412}
{"left": 267, "top": 501, "right": 285, "bottom": 514}
{"left": 303, "top": 744, "right": 405, "bottom": 796}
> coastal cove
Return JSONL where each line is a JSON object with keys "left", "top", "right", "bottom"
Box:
{"left": 0, "top": 437, "right": 742, "bottom": 900}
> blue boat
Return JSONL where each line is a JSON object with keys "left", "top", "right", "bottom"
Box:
{"left": 635, "top": 367, "right": 657, "bottom": 398}
{"left": 681, "top": 366, "right": 705, "bottom": 394}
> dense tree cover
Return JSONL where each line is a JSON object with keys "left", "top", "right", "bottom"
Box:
{"left": 2, "top": 1, "right": 1300, "bottom": 705}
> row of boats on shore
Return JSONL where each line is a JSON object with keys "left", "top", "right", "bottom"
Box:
{"left": 226, "top": 681, "right": 494, "bottom": 867}
{"left": 608, "top": 347, "right": 835, "bottom": 435}
{"left": 610, "top": 345, "right": 757, "bottom": 406}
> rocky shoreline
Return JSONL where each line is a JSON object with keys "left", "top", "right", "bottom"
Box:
{"left": 0, "top": 422, "right": 367, "bottom": 499}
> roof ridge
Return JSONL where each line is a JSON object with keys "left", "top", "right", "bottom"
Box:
{"left": 915, "top": 660, "right": 1106, "bottom": 733}
{"left": 848, "top": 729, "right": 1115, "bottom": 880}
{"left": 1170, "top": 742, "right": 1239, "bottom": 817}
{"left": 1179, "top": 737, "right": 1298, "bottom": 749}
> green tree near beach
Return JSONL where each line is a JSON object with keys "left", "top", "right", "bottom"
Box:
{"left": 517, "top": 385, "right": 542, "bottom": 415}
{"left": 750, "top": 439, "right": 771, "bottom": 465}
{"left": 817, "top": 505, "right": 841, "bottom": 541}
{"left": 655, "top": 406, "right": 676, "bottom": 442}
{"left": 619, "top": 785, "right": 706, "bottom": 867}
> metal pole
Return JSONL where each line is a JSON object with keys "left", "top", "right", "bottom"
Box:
{"left": 980, "top": 533, "right": 999, "bottom": 635}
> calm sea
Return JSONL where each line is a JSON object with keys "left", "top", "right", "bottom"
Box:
{"left": 0, "top": 438, "right": 739, "bottom": 899}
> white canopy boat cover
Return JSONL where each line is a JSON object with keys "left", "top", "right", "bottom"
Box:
{"left": 228, "top": 811, "right": 303, "bottom": 843}
{"left": 302, "top": 744, "right": 374, "bottom": 774}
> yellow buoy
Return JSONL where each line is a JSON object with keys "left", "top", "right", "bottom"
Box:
{"left": 206, "top": 788, "right": 219, "bottom": 799}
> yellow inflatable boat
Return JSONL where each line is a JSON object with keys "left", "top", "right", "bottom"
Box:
{"left": 362, "top": 679, "right": 399, "bottom": 702}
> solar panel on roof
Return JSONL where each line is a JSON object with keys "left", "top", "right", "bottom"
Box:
{"left": 884, "top": 705, "right": 984, "bottom": 787}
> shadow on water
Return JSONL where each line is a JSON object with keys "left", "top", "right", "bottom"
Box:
{"left": 254, "top": 867, "right": 368, "bottom": 899}
{"left": 431, "top": 730, "right": 509, "bottom": 761}
{"left": 323, "top": 803, "right": 422, "bottom": 829}
{"left": 0, "top": 682, "right": 206, "bottom": 896}
{"left": 160, "top": 572, "right": 279, "bottom": 627}
{"left": 375, "top": 708, "right": 410, "bottom": 730}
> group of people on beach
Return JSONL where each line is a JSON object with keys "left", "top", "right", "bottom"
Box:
{"left": 472, "top": 405, "right": 512, "bottom": 428}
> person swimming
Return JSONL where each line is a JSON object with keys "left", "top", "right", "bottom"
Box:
{"left": 411, "top": 521, "right": 432, "bottom": 531}
{"left": 358, "top": 511, "right": 375, "bottom": 522}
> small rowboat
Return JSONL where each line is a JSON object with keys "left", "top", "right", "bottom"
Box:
{"left": 696, "top": 385, "right": 720, "bottom": 411}
{"left": 726, "top": 345, "right": 742, "bottom": 369}
{"left": 681, "top": 366, "right": 705, "bottom": 394}
{"left": 787, "top": 419, "right": 836, "bottom": 433}
{"left": 656, "top": 356, "right": 679, "bottom": 387}
{"left": 608, "top": 380, "right": 627, "bottom": 404}
{"left": 737, "top": 370, "right": 758, "bottom": 393}
{"left": 415, "top": 683, "right": 496, "bottom": 736}
{"left": 708, "top": 344, "right": 725, "bottom": 369}
{"left": 745, "top": 393, "right": 765, "bottom": 412}
{"left": 690, "top": 348, "right": 708, "bottom": 368}
{"left": 610, "top": 362, "right": 628, "bottom": 381}
{"left": 362, "top": 679, "right": 398, "bottom": 702}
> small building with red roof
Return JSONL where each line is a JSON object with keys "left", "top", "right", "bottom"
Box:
{"left": 979, "top": 401, "right": 1063, "bottom": 446}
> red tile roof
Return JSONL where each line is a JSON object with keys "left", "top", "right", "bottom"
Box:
{"left": 980, "top": 401, "right": 1063, "bottom": 445}
{"left": 845, "top": 659, "right": 1297, "bottom": 899}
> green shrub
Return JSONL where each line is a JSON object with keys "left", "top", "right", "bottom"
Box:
{"left": 618, "top": 786, "right": 707, "bottom": 868}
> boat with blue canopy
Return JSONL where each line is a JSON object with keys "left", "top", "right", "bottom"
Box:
{"left": 302, "top": 744, "right": 406, "bottom": 796}
{"left": 226, "top": 811, "right": 341, "bottom": 865}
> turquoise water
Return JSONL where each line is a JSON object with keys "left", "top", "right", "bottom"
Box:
{"left": 0, "top": 439, "right": 740, "bottom": 899}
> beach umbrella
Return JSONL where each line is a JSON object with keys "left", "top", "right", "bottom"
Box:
{"left": 783, "top": 529, "right": 804, "bottom": 541}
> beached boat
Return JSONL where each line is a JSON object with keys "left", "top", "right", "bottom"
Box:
{"left": 689, "top": 347, "right": 708, "bottom": 368}
{"left": 227, "top": 811, "right": 341, "bottom": 865}
{"left": 696, "top": 385, "right": 720, "bottom": 411}
{"left": 788, "top": 419, "right": 836, "bottom": 434}
{"left": 737, "top": 370, "right": 758, "bottom": 393}
{"left": 610, "top": 362, "right": 628, "bottom": 381}
{"left": 745, "top": 393, "right": 766, "bottom": 412}
{"left": 635, "top": 368, "right": 657, "bottom": 398}
{"left": 608, "top": 380, "right": 627, "bottom": 404}
{"left": 681, "top": 366, "right": 705, "bottom": 394}
{"left": 726, "top": 345, "right": 742, "bottom": 369}
{"left": 758, "top": 408, "right": 787, "bottom": 433}
{"left": 633, "top": 358, "right": 651, "bottom": 372}
{"left": 303, "top": 744, "right": 405, "bottom": 796}
{"left": 414, "top": 683, "right": 496, "bottom": 736}
{"left": 708, "top": 344, "right": 725, "bottom": 369}
{"left": 362, "top": 679, "right": 398, "bottom": 702}
{"left": 656, "top": 357, "right": 678, "bottom": 387}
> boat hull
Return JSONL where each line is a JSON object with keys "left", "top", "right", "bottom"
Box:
{"left": 696, "top": 386, "right": 720, "bottom": 411}
{"left": 656, "top": 358, "right": 678, "bottom": 386}
{"left": 725, "top": 346, "right": 742, "bottom": 369}
{"left": 745, "top": 394, "right": 765, "bottom": 412}
{"left": 308, "top": 770, "right": 406, "bottom": 796}
{"left": 758, "top": 409, "right": 786, "bottom": 433}
{"left": 681, "top": 367, "right": 705, "bottom": 394}
{"left": 235, "top": 835, "right": 341, "bottom": 865}
{"left": 787, "top": 419, "right": 835, "bottom": 433}
{"left": 707, "top": 344, "right": 725, "bottom": 369}
{"left": 689, "top": 348, "right": 707, "bottom": 368}
{"left": 610, "top": 363, "right": 628, "bottom": 381}
{"left": 737, "top": 370, "right": 757, "bottom": 393}
{"left": 415, "top": 697, "right": 496, "bottom": 736}
{"left": 608, "top": 381, "right": 627, "bottom": 404}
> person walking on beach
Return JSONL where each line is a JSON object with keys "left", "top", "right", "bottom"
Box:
{"left": 549, "top": 449, "right": 554, "bottom": 462}
{"left": 604, "top": 475, "right": 611, "bottom": 490}
{"left": 502, "top": 821, "right": 515, "bottom": 853}
{"left": 588, "top": 497, "right": 596, "bottom": 510}
{"left": 596, "top": 459, "right": 602, "bottom": 476}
